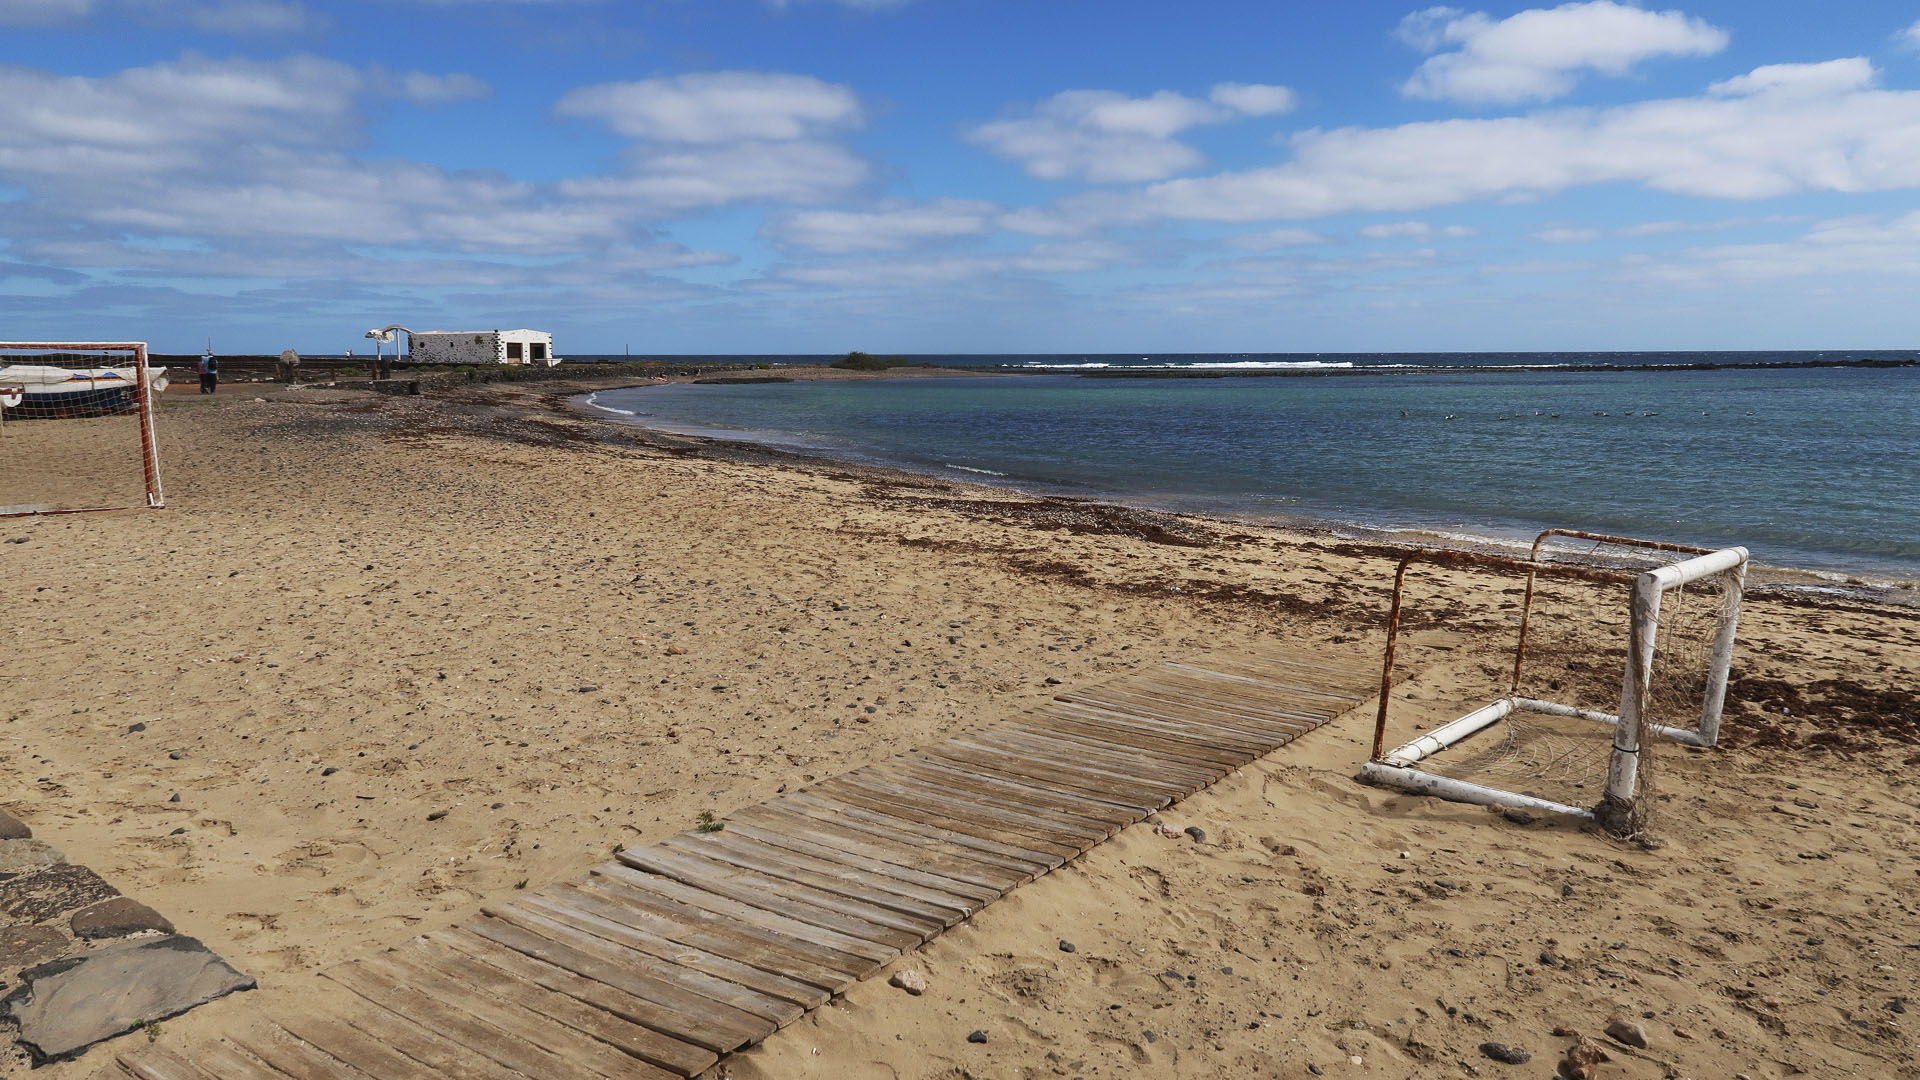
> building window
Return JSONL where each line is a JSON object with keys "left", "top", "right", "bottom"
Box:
{"left": 506, "top": 342, "right": 524, "bottom": 360}
{"left": 531, "top": 342, "right": 548, "bottom": 360}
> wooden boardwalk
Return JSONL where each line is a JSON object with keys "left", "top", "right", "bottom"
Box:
{"left": 118, "top": 649, "right": 1376, "bottom": 1080}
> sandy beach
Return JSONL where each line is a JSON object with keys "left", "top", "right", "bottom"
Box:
{"left": 4, "top": 372, "right": 1917, "bottom": 1079}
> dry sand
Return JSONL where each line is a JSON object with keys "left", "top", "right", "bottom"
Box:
{"left": 3, "top": 373, "right": 1916, "bottom": 1079}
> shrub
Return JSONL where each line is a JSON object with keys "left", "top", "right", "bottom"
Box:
{"left": 831, "top": 350, "right": 905, "bottom": 371}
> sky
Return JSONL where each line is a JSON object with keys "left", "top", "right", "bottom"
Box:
{"left": 4, "top": 1, "right": 1920, "bottom": 354}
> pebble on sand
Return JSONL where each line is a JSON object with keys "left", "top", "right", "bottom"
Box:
{"left": 1478, "top": 1042, "right": 1531, "bottom": 1064}
{"left": 1058, "top": 940, "right": 1076, "bottom": 953}
{"left": 1605, "top": 1015, "right": 1650, "bottom": 1048}
{"left": 966, "top": 1030, "right": 987, "bottom": 1044}
{"left": 888, "top": 969, "right": 927, "bottom": 995}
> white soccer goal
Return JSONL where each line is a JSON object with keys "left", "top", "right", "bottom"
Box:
{"left": 1361, "top": 531, "right": 1748, "bottom": 837}
{"left": 0, "top": 342, "right": 166, "bottom": 515}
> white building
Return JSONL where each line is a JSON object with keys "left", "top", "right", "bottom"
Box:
{"left": 406, "top": 329, "right": 559, "bottom": 367}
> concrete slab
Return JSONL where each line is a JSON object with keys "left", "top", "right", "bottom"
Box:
{"left": 0, "top": 863, "right": 118, "bottom": 924}
{"left": 2, "top": 935, "right": 255, "bottom": 1064}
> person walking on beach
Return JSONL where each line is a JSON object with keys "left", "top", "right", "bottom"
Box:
{"left": 198, "top": 351, "right": 218, "bottom": 394}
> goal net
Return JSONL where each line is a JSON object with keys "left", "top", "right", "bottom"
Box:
{"left": 1362, "top": 531, "right": 1747, "bottom": 836}
{"left": 0, "top": 342, "right": 166, "bottom": 515}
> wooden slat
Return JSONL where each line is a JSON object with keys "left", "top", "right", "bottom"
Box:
{"left": 330, "top": 995, "right": 527, "bottom": 1080}
{"left": 962, "top": 723, "right": 1225, "bottom": 787}
{"left": 406, "top": 937, "right": 687, "bottom": 1079}
{"left": 621, "top": 845, "right": 941, "bottom": 943}
{"left": 270, "top": 1014, "right": 449, "bottom": 1080}
{"left": 1007, "top": 712, "right": 1247, "bottom": 769}
{"left": 596, "top": 863, "right": 901, "bottom": 966}
{"left": 665, "top": 831, "right": 981, "bottom": 920}
{"left": 872, "top": 758, "right": 1144, "bottom": 828}
{"left": 434, "top": 927, "right": 720, "bottom": 1076}
{"left": 727, "top": 803, "right": 1024, "bottom": 892}
{"left": 190, "top": 1043, "right": 295, "bottom": 1080}
{"left": 776, "top": 792, "right": 1062, "bottom": 874}
{"left": 473, "top": 905, "right": 778, "bottom": 1047}
{"left": 517, "top": 887, "right": 822, "bottom": 1014}
{"left": 1047, "top": 699, "right": 1276, "bottom": 752}
{"left": 718, "top": 819, "right": 1005, "bottom": 900}
{"left": 928, "top": 735, "right": 1197, "bottom": 800}
{"left": 818, "top": 772, "right": 1105, "bottom": 850}
{"left": 571, "top": 874, "right": 874, "bottom": 985}
{"left": 327, "top": 959, "right": 607, "bottom": 1080}
{"left": 118, "top": 1049, "right": 224, "bottom": 1080}
{"left": 227, "top": 1029, "right": 374, "bottom": 1080}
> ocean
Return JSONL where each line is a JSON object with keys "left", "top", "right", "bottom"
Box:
{"left": 578, "top": 352, "right": 1920, "bottom": 582}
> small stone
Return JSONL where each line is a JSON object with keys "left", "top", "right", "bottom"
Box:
{"left": 1673, "top": 1026, "right": 1695, "bottom": 1040}
{"left": 1155, "top": 823, "right": 1183, "bottom": 840}
{"left": 127, "top": 722, "right": 147, "bottom": 734}
{"left": 889, "top": 968, "right": 927, "bottom": 995}
{"left": 0, "top": 808, "right": 29, "bottom": 840}
{"left": 1561, "top": 1038, "right": 1612, "bottom": 1080}
{"left": 1045, "top": 677, "right": 1062, "bottom": 685}
{"left": 1806, "top": 936, "right": 1824, "bottom": 946}
{"left": 966, "top": 1029, "right": 987, "bottom": 1044}
{"left": 321, "top": 767, "right": 338, "bottom": 777}
{"left": 1478, "top": 1042, "right": 1531, "bottom": 1065}
{"left": 1890, "top": 998, "right": 1908, "bottom": 1014}
{"left": 169, "top": 752, "right": 183, "bottom": 760}
{"left": 1538, "top": 951, "right": 1558, "bottom": 966}
{"left": 1142, "top": 1030, "right": 1156, "bottom": 1043}
{"left": 1562, "top": 883, "right": 1575, "bottom": 897}
{"left": 70, "top": 897, "right": 175, "bottom": 940}
{"left": 169, "top": 794, "right": 181, "bottom": 803}
{"left": 1184, "top": 826, "right": 1207, "bottom": 843}
{"left": 1308, "top": 1067, "right": 1324, "bottom": 1077}
{"left": 170, "top": 828, "right": 187, "bottom": 836}
{"left": 1058, "top": 940, "right": 1076, "bottom": 953}
{"left": 576, "top": 686, "right": 598, "bottom": 693}
{"left": 1502, "top": 808, "right": 1536, "bottom": 825}
{"left": 1605, "top": 1015, "right": 1650, "bottom": 1048}
{"left": 1551, "top": 1025, "right": 1579, "bottom": 1038}
{"left": 426, "top": 809, "right": 449, "bottom": 821}
{"left": 666, "top": 645, "right": 686, "bottom": 656}
{"left": 491, "top": 802, "right": 505, "bottom": 810}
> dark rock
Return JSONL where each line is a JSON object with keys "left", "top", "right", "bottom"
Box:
{"left": 1142, "top": 1030, "right": 1156, "bottom": 1043}
{"left": 170, "top": 828, "right": 187, "bottom": 836}
{"left": 1538, "top": 951, "right": 1558, "bottom": 966}
{"left": 1309, "top": 1066, "right": 1324, "bottom": 1076}
{"left": 0, "top": 863, "right": 118, "bottom": 923}
{"left": 966, "top": 1030, "right": 987, "bottom": 1044}
{"left": 0, "top": 809, "right": 31, "bottom": 840}
{"left": 0, "top": 925, "right": 69, "bottom": 982}
{"left": 1562, "top": 883, "right": 1575, "bottom": 897}
{"left": 169, "top": 794, "right": 181, "bottom": 803}
{"left": 1058, "top": 940, "right": 1076, "bottom": 953}
{"left": 1478, "top": 1042, "right": 1531, "bottom": 1064}
{"left": 169, "top": 752, "right": 182, "bottom": 760}
{"left": 1502, "top": 808, "right": 1536, "bottom": 825}
{"left": 321, "top": 767, "right": 338, "bottom": 776}
{"left": 1806, "top": 936, "right": 1824, "bottom": 946}
{"left": 1045, "top": 677, "right": 1062, "bottom": 685}
{"left": 3, "top": 934, "right": 254, "bottom": 1064}
{"left": 127, "top": 722, "right": 146, "bottom": 734}
{"left": 1184, "top": 826, "right": 1207, "bottom": 843}
{"left": 426, "top": 809, "right": 449, "bottom": 821}
{"left": 71, "top": 897, "right": 175, "bottom": 940}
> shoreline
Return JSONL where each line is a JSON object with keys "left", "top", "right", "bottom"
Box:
{"left": 565, "top": 373, "right": 1920, "bottom": 604}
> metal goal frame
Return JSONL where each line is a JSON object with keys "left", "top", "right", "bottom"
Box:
{"left": 0, "top": 341, "right": 165, "bottom": 515}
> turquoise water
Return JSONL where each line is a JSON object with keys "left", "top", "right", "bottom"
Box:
{"left": 586, "top": 365, "right": 1920, "bottom": 579}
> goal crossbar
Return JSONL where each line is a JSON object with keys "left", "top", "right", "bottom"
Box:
{"left": 0, "top": 340, "right": 165, "bottom": 515}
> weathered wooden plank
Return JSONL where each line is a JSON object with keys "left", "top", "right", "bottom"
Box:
{"left": 819, "top": 771, "right": 1105, "bottom": 850}
{"left": 931, "top": 733, "right": 1198, "bottom": 799}
{"left": 516, "top": 887, "right": 821, "bottom": 1015}
{"left": 717, "top": 819, "right": 1005, "bottom": 900}
{"left": 188, "top": 1043, "right": 296, "bottom": 1080}
{"left": 806, "top": 777, "right": 1090, "bottom": 858}
{"left": 1047, "top": 698, "right": 1277, "bottom": 750}
{"left": 1007, "top": 712, "right": 1247, "bottom": 769}
{"left": 369, "top": 948, "right": 682, "bottom": 1080}
{"left": 569, "top": 875, "right": 873, "bottom": 986}
{"left": 118, "top": 1049, "right": 225, "bottom": 1080}
{"left": 873, "top": 757, "right": 1144, "bottom": 827}
{"left": 433, "top": 927, "right": 720, "bottom": 1077}
{"left": 1068, "top": 682, "right": 1329, "bottom": 732}
{"left": 268, "top": 1014, "right": 447, "bottom": 1080}
{"left": 327, "top": 959, "right": 608, "bottom": 1080}
{"left": 327, "top": 997, "right": 526, "bottom": 1080}
{"left": 406, "top": 937, "right": 687, "bottom": 1079}
{"left": 1167, "top": 660, "right": 1374, "bottom": 703}
{"left": 621, "top": 845, "right": 940, "bottom": 943}
{"left": 666, "top": 831, "right": 981, "bottom": 921}
{"left": 892, "top": 752, "right": 1165, "bottom": 819}
{"left": 595, "top": 863, "right": 900, "bottom": 967}
{"left": 962, "top": 723, "right": 1223, "bottom": 787}
{"left": 1096, "top": 676, "right": 1338, "bottom": 726}
{"left": 228, "top": 1028, "right": 376, "bottom": 1080}
{"left": 473, "top": 905, "right": 778, "bottom": 1047}
{"left": 733, "top": 803, "right": 1035, "bottom": 890}
{"left": 776, "top": 792, "right": 1063, "bottom": 874}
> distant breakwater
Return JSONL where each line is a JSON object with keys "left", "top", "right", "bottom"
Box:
{"left": 1079, "top": 357, "right": 1919, "bottom": 378}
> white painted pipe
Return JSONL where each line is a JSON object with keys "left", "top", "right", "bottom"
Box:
{"left": 1384, "top": 697, "right": 1515, "bottom": 766}
{"left": 1696, "top": 560, "right": 1746, "bottom": 747}
{"left": 1648, "top": 546, "right": 1748, "bottom": 590}
{"left": 1361, "top": 762, "right": 1595, "bottom": 820}
{"left": 1511, "top": 697, "right": 1711, "bottom": 747}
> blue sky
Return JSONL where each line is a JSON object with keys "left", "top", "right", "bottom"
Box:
{"left": 4, "top": 0, "right": 1920, "bottom": 354}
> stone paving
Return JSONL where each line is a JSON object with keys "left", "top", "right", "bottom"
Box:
{"left": 0, "top": 806, "right": 253, "bottom": 1068}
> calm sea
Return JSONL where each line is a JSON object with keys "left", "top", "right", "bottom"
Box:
{"left": 579, "top": 353, "right": 1920, "bottom": 581}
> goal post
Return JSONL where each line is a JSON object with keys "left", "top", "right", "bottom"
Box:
{"left": 1361, "top": 533, "right": 1749, "bottom": 838}
{"left": 0, "top": 341, "right": 166, "bottom": 515}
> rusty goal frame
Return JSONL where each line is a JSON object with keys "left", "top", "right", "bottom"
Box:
{"left": 0, "top": 341, "right": 165, "bottom": 515}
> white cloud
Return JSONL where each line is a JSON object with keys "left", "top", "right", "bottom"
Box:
{"left": 1359, "top": 221, "right": 1477, "bottom": 239}
{"left": 1628, "top": 211, "right": 1920, "bottom": 283}
{"left": 394, "top": 71, "right": 492, "bottom": 105}
{"left": 967, "top": 85, "right": 1290, "bottom": 183}
{"left": 764, "top": 199, "right": 999, "bottom": 253}
{"left": 0, "top": 0, "right": 92, "bottom": 24}
{"left": 1209, "top": 83, "right": 1298, "bottom": 116}
{"left": 1708, "top": 57, "right": 1874, "bottom": 99}
{"left": 560, "top": 140, "right": 868, "bottom": 213}
{"left": 555, "top": 72, "right": 862, "bottom": 143}
{"left": 1070, "top": 59, "right": 1920, "bottom": 224}
{"left": 1532, "top": 225, "right": 1602, "bottom": 243}
{"left": 1398, "top": 2, "right": 1728, "bottom": 104}
{"left": 1901, "top": 19, "right": 1920, "bottom": 51}
{"left": 1228, "top": 227, "right": 1332, "bottom": 249}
